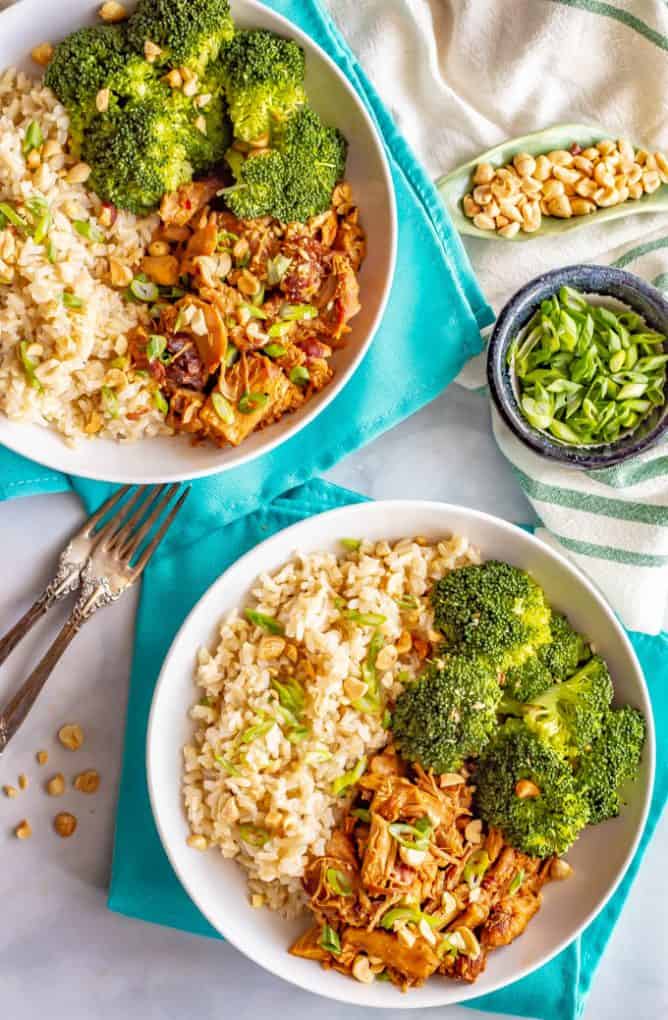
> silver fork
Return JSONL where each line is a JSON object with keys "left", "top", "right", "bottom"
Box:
{"left": 0, "top": 483, "right": 189, "bottom": 752}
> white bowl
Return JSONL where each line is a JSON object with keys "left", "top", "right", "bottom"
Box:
{"left": 0, "top": 0, "right": 397, "bottom": 483}
{"left": 147, "top": 500, "right": 655, "bottom": 1008}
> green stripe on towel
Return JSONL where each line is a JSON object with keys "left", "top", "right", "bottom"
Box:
{"left": 514, "top": 468, "right": 668, "bottom": 526}
{"left": 553, "top": 534, "right": 668, "bottom": 567}
{"left": 613, "top": 236, "right": 668, "bottom": 269}
{"left": 549, "top": 0, "right": 668, "bottom": 52}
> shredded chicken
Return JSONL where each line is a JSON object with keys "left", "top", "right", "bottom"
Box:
{"left": 128, "top": 181, "right": 366, "bottom": 450}
{"left": 290, "top": 748, "right": 563, "bottom": 992}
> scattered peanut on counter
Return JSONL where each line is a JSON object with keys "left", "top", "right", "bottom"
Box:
{"left": 462, "top": 139, "right": 668, "bottom": 237}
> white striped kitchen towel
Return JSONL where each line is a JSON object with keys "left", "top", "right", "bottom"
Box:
{"left": 324, "top": 0, "right": 668, "bottom": 634}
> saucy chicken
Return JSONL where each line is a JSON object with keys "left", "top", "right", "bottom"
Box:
{"left": 290, "top": 747, "right": 561, "bottom": 991}
{"left": 128, "top": 178, "right": 366, "bottom": 449}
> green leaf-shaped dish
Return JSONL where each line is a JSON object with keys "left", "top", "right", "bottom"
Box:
{"left": 437, "top": 123, "right": 668, "bottom": 241}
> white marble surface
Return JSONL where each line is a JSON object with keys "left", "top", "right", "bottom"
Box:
{"left": 0, "top": 384, "right": 666, "bottom": 1020}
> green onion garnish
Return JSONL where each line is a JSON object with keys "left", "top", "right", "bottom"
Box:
{"left": 18, "top": 341, "right": 42, "bottom": 391}
{"left": 319, "top": 923, "right": 341, "bottom": 956}
{"left": 225, "top": 342, "right": 239, "bottom": 367}
{"left": 238, "top": 824, "right": 271, "bottom": 848}
{"left": 264, "top": 342, "right": 287, "bottom": 359}
{"left": 146, "top": 334, "right": 167, "bottom": 362}
{"left": 214, "top": 755, "right": 241, "bottom": 777}
{"left": 463, "top": 849, "right": 491, "bottom": 888}
{"left": 351, "top": 807, "right": 371, "bottom": 823}
{"left": 152, "top": 390, "right": 169, "bottom": 415}
{"left": 509, "top": 869, "right": 525, "bottom": 896}
{"left": 280, "top": 303, "right": 318, "bottom": 322}
{"left": 129, "top": 277, "right": 159, "bottom": 303}
{"left": 73, "top": 219, "right": 105, "bottom": 244}
{"left": 22, "top": 120, "right": 43, "bottom": 155}
{"left": 342, "top": 610, "right": 387, "bottom": 627}
{"left": 211, "top": 392, "right": 235, "bottom": 424}
{"left": 325, "top": 868, "right": 353, "bottom": 897}
{"left": 388, "top": 816, "right": 433, "bottom": 852}
{"left": 289, "top": 365, "right": 310, "bottom": 387}
{"left": 267, "top": 321, "right": 293, "bottom": 339}
{"left": 244, "top": 609, "right": 284, "bottom": 634}
{"left": 62, "top": 291, "right": 84, "bottom": 309}
{"left": 101, "top": 386, "right": 119, "bottom": 418}
{"left": 242, "top": 303, "right": 268, "bottom": 320}
{"left": 238, "top": 391, "right": 269, "bottom": 415}
{"left": 0, "top": 202, "right": 28, "bottom": 233}
{"left": 266, "top": 255, "right": 292, "bottom": 286}
{"left": 340, "top": 538, "right": 361, "bottom": 551}
{"left": 331, "top": 756, "right": 367, "bottom": 797}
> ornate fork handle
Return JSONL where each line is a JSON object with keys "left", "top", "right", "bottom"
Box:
{"left": 0, "top": 543, "right": 84, "bottom": 668}
{"left": 0, "top": 567, "right": 119, "bottom": 753}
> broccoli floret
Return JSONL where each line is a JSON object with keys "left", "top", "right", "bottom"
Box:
{"left": 391, "top": 655, "right": 501, "bottom": 773}
{"left": 502, "top": 656, "right": 613, "bottom": 760}
{"left": 431, "top": 561, "right": 552, "bottom": 672}
{"left": 475, "top": 722, "right": 590, "bottom": 857}
{"left": 127, "top": 0, "right": 234, "bottom": 74}
{"left": 45, "top": 25, "right": 128, "bottom": 111}
{"left": 83, "top": 100, "right": 194, "bottom": 215}
{"left": 218, "top": 29, "right": 307, "bottom": 144}
{"left": 538, "top": 613, "right": 591, "bottom": 681}
{"left": 168, "top": 84, "right": 231, "bottom": 174}
{"left": 278, "top": 107, "right": 348, "bottom": 222}
{"left": 575, "top": 706, "right": 646, "bottom": 824}
{"left": 222, "top": 149, "right": 288, "bottom": 221}
{"left": 503, "top": 655, "right": 554, "bottom": 703}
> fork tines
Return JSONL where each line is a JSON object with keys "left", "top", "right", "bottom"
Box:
{"left": 92, "top": 484, "right": 189, "bottom": 576}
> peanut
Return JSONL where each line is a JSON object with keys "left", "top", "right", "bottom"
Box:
{"left": 533, "top": 154, "right": 552, "bottom": 181}
{"left": 31, "top": 43, "right": 53, "bottom": 66}
{"left": 515, "top": 779, "right": 540, "bottom": 799}
{"left": 473, "top": 162, "right": 495, "bottom": 185}
{"left": 58, "top": 723, "right": 84, "bottom": 751}
{"left": 472, "top": 212, "right": 495, "bottom": 231}
{"left": 74, "top": 770, "right": 100, "bottom": 794}
{"left": 99, "top": 2, "right": 127, "bottom": 22}
{"left": 498, "top": 221, "right": 521, "bottom": 239}
{"left": 547, "top": 195, "right": 572, "bottom": 218}
{"left": 54, "top": 812, "right": 77, "bottom": 838}
{"left": 547, "top": 149, "right": 574, "bottom": 167}
{"left": 571, "top": 197, "right": 596, "bottom": 216}
{"left": 47, "top": 774, "right": 66, "bottom": 797}
{"left": 15, "top": 820, "right": 32, "bottom": 839}
{"left": 513, "top": 152, "right": 536, "bottom": 178}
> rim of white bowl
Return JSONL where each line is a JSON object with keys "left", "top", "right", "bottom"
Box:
{"left": 0, "top": 0, "right": 398, "bottom": 484}
{"left": 147, "top": 500, "right": 656, "bottom": 1008}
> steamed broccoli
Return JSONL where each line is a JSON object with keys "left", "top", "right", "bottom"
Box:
{"left": 168, "top": 84, "right": 231, "bottom": 174}
{"left": 83, "top": 100, "right": 195, "bottom": 215}
{"left": 222, "top": 107, "right": 347, "bottom": 222}
{"left": 431, "top": 561, "right": 552, "bottom": 672}
{"left": 475, "top": 722, "right": 590, "bottom": 857}
{"left": 45, "top": 24, "right": 129, "bottom": 139}
{"left": 218, "top": 29, "right": 307, "bottom": 143}
{"left": 503, "top": 654, "right": 554, "bottom": 704}
{"left": 391, "top": 655, "right": 501, "bottom": 773}
{"left": 127, "top": 0, "right": 234, "bottom": 74}
{"left": 575, "top": 706, "right": 646, "bottom": 824}
{"left": 538, "top": 613, "right": 591, "bottom": 681}
{"left": 501, "top": 656, "right": 613, "bottom": 760}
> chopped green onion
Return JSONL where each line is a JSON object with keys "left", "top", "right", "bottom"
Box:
{"left": 238, "top": 391, "right": 269, "bottom": 415}
{"left": 0, "top": 202, "right": 27, "bottom": 233}
{"left": 287, "top": 725, "right": 310, "bottom": 744}
{"left": 238, "top": 824, "right": 270, "bottom": 848}
{"left": 388, "top": 817, "right": 432, "bottom": 852}
{"left": 18, "top": 341, "right": 42, "bottom": 391}
{"left": 380, "top": 906, "right": 440, "bottom": 931}
{"left": 332, "top": 756, "right": 367, "bottom": 797}
{"left": 351, "top": 807, "right": 371, "bottom": 823}
{"left": 211, "top": 392, "right": 235, "bottom": 424}
{"left": 272, "top": 677, "right": 305, "bottom": 718}
{"left": 217, "top": 229, "right": 239, "bottom": 248}
{"left": 101, "top": 386, "right": 119, "bottom": 418}
{"left": 463, "top": 849, "right": 490, "bottom": 888}
{"left": 305, "top": 745, "right": 333, "bottom": 765}
{"left": 325, "top": 868, "right": 353, "bottom": 897}
{"left": 394, "top": 594, "right": 419, "bottom": 611}
{"left": 73, "top": 219, "right": 104, "bottom": 244}
{"left": 146, "top": 334, "right": 167, "bottom": 362}
{"left": 342, "top": 610, "right": 387, "bottom": 627}
{"left": 289, "top": 365, "right": 310, "bottom": 387}
{"left": 152, "top": 390, "right": 169, "bottom": 415}
{"left": 240, "top": 719, "right": 275, "bottom": 744}
{"left": 244, "top": 609, "right": 284, "bottom": 634}
{"left": 509, "top": 869, "right": 525, "bottom": 896}
{"left": 353, "top": 629, "right": 385, "bottom": 715}
{"left": 214, "top": 755, "right": 241, "bottom": 777}
{"left": 280, "top": 303, "right": 318, "bottom": 321}
{"left": 242, "top": 302, "right": 268, "bottom": 320}
{"left": 22, "top": 120, "right": 43, "bottom": 155}
{"left": 62, "top": 291, "right": 84, "bottom": 309}
{"left": 319, "top": 923, "right": 341, "bottom": 956}
{"left": 268, "top": 321, "right": 293, "bottom": 339}
{"left": 198, "top": 696, "right": 211, "bottom": 707}
{"left": 225, "top": 342, "right": 239, "bottom": 367}
{"left": 340, "top": 538, "right": 361, "bottom": 551}
{"left": 130, "top": 277, "right": 159, "bottom": 303}
{"left": 266, "top": 255, "right": 292, "bottom": 286}
{"left": 47, "top": 239, "right": 57, "bottom": 263}
{"left": 264, "top": 342, "right": 287, "bottom": 359}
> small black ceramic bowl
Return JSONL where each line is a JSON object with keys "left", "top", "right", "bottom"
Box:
{"left": 487, "top": 264, "right": 668, "bottom": 469}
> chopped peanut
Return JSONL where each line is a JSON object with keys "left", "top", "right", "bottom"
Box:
{"left": 31, "top": 43, "right": 53, "bottom": 67}
{"left": 58, "top": 723, "right": 84, "bottom": 751}
{"left": 74, "top": 770, "right": 100, "bottom": 794}
{"left": 36, "top": 750, "right": 48, "bottom": 766}
{"left": 54, "top": 812, "right": 77, "bottom": 838}
{"left": 515, "top": 779, "right": 540, "bottom": 799}
{"left": 15, "top": 820, "right": 32, "bottom": 840}
{"left": 66, "top": 162, "right": 92, "bottom": 185}
{"left": 47, "top": 774, "right": 66, "bottom": 797}
{"left": 3, "top": 785, "right": 18, "bottom": 799}
{"left": 99, "top": 1, "right": 127, "bottom": 22}
{"left": 187, "top": 833, "right": 208, "bottom": 851}
{"left": 18, "top": 773, "right": 28, "bottom": 791}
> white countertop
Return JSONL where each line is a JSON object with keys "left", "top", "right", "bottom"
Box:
{"left": 0, "top": 384, "right": 666, "bottom": 1020}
